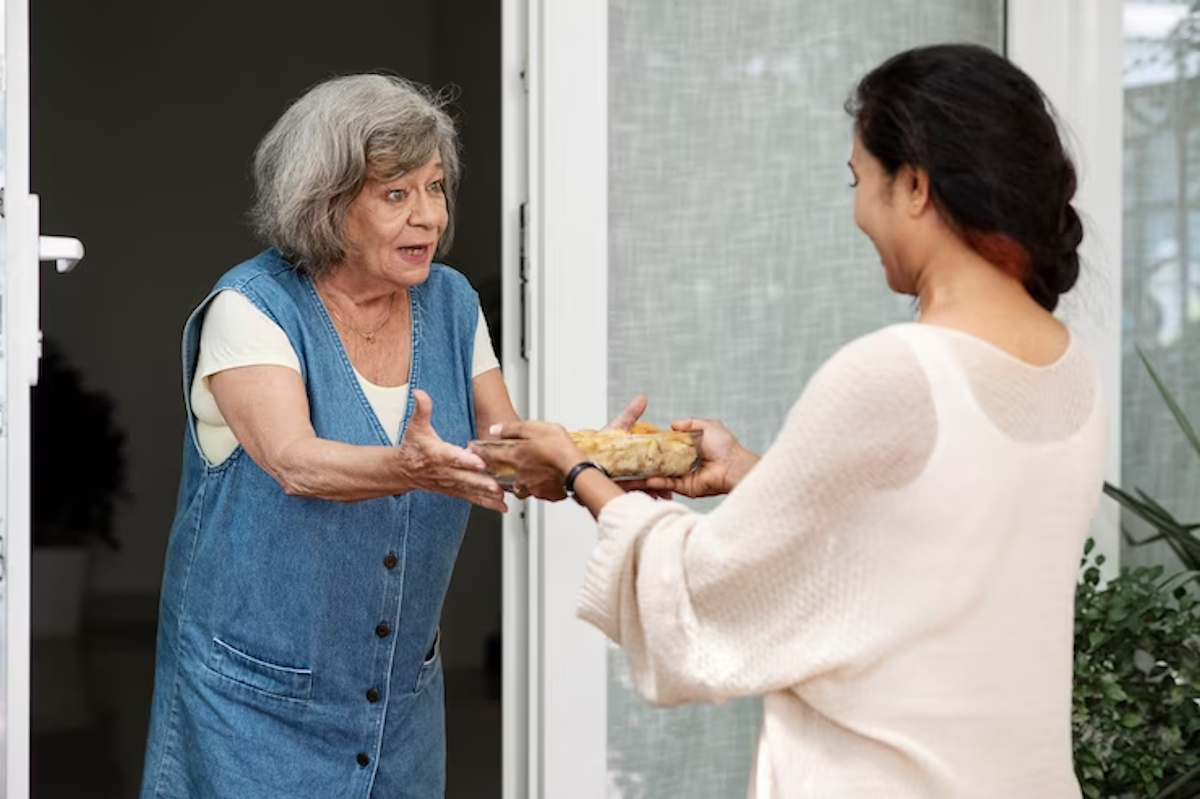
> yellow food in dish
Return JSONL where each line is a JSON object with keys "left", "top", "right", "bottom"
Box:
{"left": 568, "top": 424, "right": 699, "bottom": 479}
{"left": 474, "top": 423, "right": 700, "bottom": 482}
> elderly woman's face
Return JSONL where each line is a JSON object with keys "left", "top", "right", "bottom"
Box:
{"left": 341, "top": 152, "right": 448, "bottom": 287}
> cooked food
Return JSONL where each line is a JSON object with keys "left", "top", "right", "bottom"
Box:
{"left": 473, "top": 423, "right": 701, "bottom": 484}
{"left": 569, "top": 424, "right": 699, "bottom": 479}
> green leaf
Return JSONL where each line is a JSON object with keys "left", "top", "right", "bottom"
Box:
{"left": 1159, "top": 570, "right": 1200, "bottom": 595}
{"left": 1105, "top": 683, "right": 1129, "bottom": 702}
{"left": 1124, "top": 525, "right": 1169, "bottom": 546}
{"left": 1137, "top": 346, "right": 1200, "bottom": 462}
{"left": 1161, "top": 534, "right": 1200, "bottom": 572}
{"left": 1106, "top": 483, "right": 1190, "bottom": 536}
{"left": 1109, "top": 487, "right": 1200, "bottom": 570}
{"left": 1157, "top": 761, "right": 1200, "bottom": 798}
{"left": 1133, "top": 502, "right": 1200, "bottom": 567}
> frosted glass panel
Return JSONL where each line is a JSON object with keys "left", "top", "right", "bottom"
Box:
{"left": 1121, "top": 1, "right": 1200, "bottom": 571}
{"left": 607, "top": 2, "right": 1003, "bottom": 795}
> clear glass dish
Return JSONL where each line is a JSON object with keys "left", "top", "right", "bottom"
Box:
{"left": 471, "top": 429, "right": 702, "bottom": 490}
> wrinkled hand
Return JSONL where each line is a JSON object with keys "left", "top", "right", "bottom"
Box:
{"left": 396, "top": 390, "right": 507, "bottom": 512}
{"left": 471, "top": 421, "right": 583, "bottom": 502}
{"left": 640, "top": 418, "right": 757, "bottom": 498}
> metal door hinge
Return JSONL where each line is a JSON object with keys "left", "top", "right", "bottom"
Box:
{"left": 519, "top": 202, "right": 529, "bottom": 361}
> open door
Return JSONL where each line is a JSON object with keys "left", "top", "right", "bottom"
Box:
{"left": 3, "top": 0, "right": 86, "bottom": 792}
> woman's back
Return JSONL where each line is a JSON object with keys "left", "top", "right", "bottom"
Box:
{"left": 756, "top": 322, "right": 1104, "bottom": 797}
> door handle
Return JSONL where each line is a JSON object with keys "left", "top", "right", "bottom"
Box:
{"left": 39, "top": 234, "right": 84, "bottom": 273}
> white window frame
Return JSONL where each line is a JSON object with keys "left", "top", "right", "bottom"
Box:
{"left": 501, "top": 2, "right": 1126, "bottom": 796}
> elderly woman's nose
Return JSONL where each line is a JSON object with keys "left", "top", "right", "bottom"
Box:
{"left": 408, "top": 189, "right": 438, "bottom": 226}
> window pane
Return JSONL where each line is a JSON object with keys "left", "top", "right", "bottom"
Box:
{"left": 607, "top": 2, "right": 1004, "bottom": 794}
{"left": 1122, "top": 0, "right": 1200, "bottom": 571}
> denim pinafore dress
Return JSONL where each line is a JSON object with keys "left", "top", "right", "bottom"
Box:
{"left": 140, "top": 250, "right": 479, "bottom": 798}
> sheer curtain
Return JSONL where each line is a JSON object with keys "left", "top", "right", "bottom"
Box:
{"left": 1121, "top": 1, "right": 1200, "bottom": 572}
{"left": 605, "top": 2, "right": 1003, "bottom": 795}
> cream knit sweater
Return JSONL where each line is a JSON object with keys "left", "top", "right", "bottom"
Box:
{"left": 577, "top": 323, "right": 1106, "bottom": 798}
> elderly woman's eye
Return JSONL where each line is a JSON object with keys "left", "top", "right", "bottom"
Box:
{"left": 387, "top": 189, "right": 406, "bottom": 202}
{"left": 429, "top": 180, "right": 444, "bottom": 194}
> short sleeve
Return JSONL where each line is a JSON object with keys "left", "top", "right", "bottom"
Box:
{"left": 195, "top": 289, "right": 302, "bottom": 383}
{"left": 472, "top": 307, "right": 500, "bottom": 377}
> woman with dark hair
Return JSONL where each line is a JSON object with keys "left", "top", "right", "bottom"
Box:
{"left": 482, "top": 44, "right": 1105, "bottom": 797}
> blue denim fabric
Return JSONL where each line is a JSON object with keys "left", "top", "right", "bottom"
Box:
{"left": 141, "top": 250, "right": 479, "bottom": 798}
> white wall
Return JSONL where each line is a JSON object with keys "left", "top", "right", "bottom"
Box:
{"left": 32, "top": 0, "right": 502, "bottom": 669}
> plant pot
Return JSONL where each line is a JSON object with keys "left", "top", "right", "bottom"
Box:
{"left": 32, "top": 547, "right": 90, "bottom": 638}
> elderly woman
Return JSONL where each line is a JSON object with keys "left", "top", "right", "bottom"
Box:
{"left": 139, "top": 74, "right": 640, "bottom": 798}
{"left": 485, "top": 45, "right": 1106, "bottom": 797}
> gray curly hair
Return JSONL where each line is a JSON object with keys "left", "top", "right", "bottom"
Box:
{"left": 251, "top": 73, "right": 461, "bottom": 276}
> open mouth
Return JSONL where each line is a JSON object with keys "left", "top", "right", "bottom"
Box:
{"left": 398, "top": 245, "right": 431, "bottom": 263}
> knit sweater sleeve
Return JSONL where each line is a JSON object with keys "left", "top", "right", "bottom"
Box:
{"left": 576, "top": 327, "right": 967, "bottom": 707}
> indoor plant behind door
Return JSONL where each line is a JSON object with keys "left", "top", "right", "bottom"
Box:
{"left": 31, "top": 337, "right": 126, "bottom": 637}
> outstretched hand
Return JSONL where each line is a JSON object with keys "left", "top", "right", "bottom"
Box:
{"left": 639, "top": 417, "right": 758, "bottom": 498}
{"left": 473, "top": 420, "right": 582, "bottom": 502}
{"left": 397, "top": 390, "right": 507, "bottom": 512}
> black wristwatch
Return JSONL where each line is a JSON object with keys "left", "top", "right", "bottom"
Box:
{"left": 563, "top": 461, "right": 608, "bottom": 500}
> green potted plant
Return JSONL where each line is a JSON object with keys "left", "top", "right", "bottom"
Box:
{"left": 31, "top": 337, "right": 126, "bottom": 637}
{"left": 1078, "top": 346, "right": 1200, "bottom": 796}
{"left": 1103, "top": 347, "right": 1200, "bottom": 571}
{"left": 1073, "top": 541, "right": 1200, "bottom": 798}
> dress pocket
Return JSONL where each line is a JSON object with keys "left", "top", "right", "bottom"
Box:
{"left": 206, "top": 636, "right": 314, "bottom": 702}
{"left": 413, "top": 628, "right": 442, "bottom": 694}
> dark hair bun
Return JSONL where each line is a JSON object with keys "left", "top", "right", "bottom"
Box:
{"left": 848, "top": 44, "right": 1084, "bottom": 312}
{"left": 1052, "top": 204, "right": 1084, "bottom": 293}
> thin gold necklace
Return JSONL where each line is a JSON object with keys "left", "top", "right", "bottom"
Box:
{"left": 326, "top": 291, "right": 397, "bottom": 344}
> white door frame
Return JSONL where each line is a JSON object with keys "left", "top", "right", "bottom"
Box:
{"left": 502, "top": 2, "right": 1126, "bottom": 796}
{"left": 5, "top": 0, "right": 86, "bottom": 790}
{"left": 501, "top": 0, "right": 610, "bottom": 795}
{"left": 499, "top": 0, "right": 530, "bottom": 795}
{"left": 5, "top": 0, "right": 37, "bottom": 792}
{"left": 1008, "top": 0, "right": 1125, "bottom": 582}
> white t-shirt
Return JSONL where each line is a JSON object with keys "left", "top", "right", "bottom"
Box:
{"left": 191, "top": 289, "right": 500, "bottom": 464}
